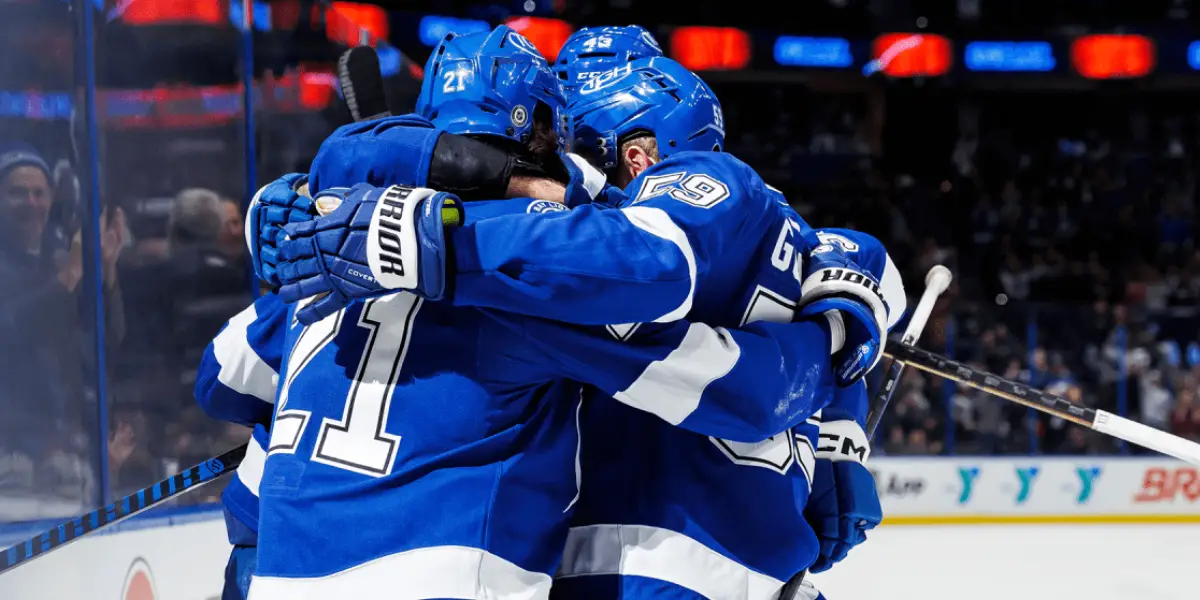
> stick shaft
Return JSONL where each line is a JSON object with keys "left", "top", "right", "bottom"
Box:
{"left": 0, "top": 443, "right": 246, "bottom": 575}
{"left": 886, "top": 343, "right": 1200, "bottom": 465}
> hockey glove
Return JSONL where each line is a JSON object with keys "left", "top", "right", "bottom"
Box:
{"left": 247, "top": 173, "right": 315, "bottom": 286}
{"left": 560, "top": 152, "right": 609, "bottom": 208}
{"left": 794, "top": 235, "right": 888, "bottom": 386}
{"left": 805, "top": 420, "right": 880, "bottom": 574}
{"left": 276, "top": 184, "right": 463, "bottom": 325}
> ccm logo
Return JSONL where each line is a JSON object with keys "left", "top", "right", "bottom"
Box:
{"left": 817, "top": 432, "right": 869, "bottom": 462}
{"left": 374, "top": 186, "right": 412, "bottom": 277}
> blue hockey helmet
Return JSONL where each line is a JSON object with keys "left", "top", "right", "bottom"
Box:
{"left": 553, "top": 25, "right": 664, "bottom": 96}
{"left": 416, "top": 25, "right": 568, "bottom": 148}
{"left": 568, "top": 57, "right": 725, "bottom": 172}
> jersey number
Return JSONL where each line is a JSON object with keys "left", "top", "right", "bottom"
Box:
{"left": 711, "top": 283, "right": 817, "bottom": 484}
{"left": 634, "top": 172, "right": 730, "bottom": 209}
{"left": 442, "top": 69, "right": 467, "bottom": 93}
{"left": 269, "top": 294, "right": 421, "bottom": 478}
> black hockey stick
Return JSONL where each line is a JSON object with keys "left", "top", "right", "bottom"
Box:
{"left": 886, "top": 342, "right": 1200, "bottom": 465}
{"left": 778, "top": 265, "right": 952, "bottom": 599}
{"left": 0, "top": 443, "right": 247, "bottom": 575}
{"left": 338, "top": 45, "right": 392, "bottom": 122}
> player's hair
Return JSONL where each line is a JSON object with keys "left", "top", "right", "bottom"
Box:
{"left": 169, "top": 187, "right": 225, "bottom": 246}
{"left": 618, "top": 134, "right": 660, "bottom": 165}
{"left": 525, "top": 102, "right": 560, "bottom": 160}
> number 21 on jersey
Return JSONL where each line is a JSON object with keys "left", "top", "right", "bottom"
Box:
{"left": 269, "top": 294, "right": 422, "bottom": 478}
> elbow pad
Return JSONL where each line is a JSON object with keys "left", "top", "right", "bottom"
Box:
{"left": 427, "top": 133, "right": 570, "bottom": 200}
{"left": 427, "top": 133, "right": 514, "bottom": 200}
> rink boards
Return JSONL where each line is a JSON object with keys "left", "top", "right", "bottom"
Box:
{"left": 874, "top": 456, "right": 1200, "bottom": 524}
{"left": 0, "top": 457, "right": 1197, "bottom": 600}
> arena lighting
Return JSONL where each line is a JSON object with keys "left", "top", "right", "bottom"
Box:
{"left": 326, "top": 2, "right": 388, "bottom": 46}
{"left": 867, "top": 33, "right": 951, "bottom": 77}
{"left": 229, "top": 0, "right": 271, "bottom": 31}
{"left": 1187, "top": 41, "right": 1200, "bottom": 70}
{"left": 119, "top": 0, "right": 223, "bottom": 25}
{"left": 419, "top": 15, "right": 491, "bottom": 47}
{"left": 671, "top": 26, "right": 752, "bottom": 71}
{"left": 505, "top": 16, "right": 573, "bottom": 61}
{"left": 0, "top": 91, "right": 72, "bottom": 120}
{"left": 1071, "top": 34, "right": 1154, "bottom": 79}
{"left": 964, "top": 41, "right": 1055, "bottom": 72}
{"left": 773, "top": 36, "right": 853, "bottom": 68}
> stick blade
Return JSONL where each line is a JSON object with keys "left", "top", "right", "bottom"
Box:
{"left": 338, "top": 46, "right": 390, "bottom": 122}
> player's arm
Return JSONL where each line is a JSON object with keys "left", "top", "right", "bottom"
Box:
{"left": 194, "top": 292, "right": 288, "bottom": 427}
{"left": 449, "top": 154, "right": 759, "bottom": 325}
{"left": 493, "top": 312, "right": 841, "bottom": 443}
{"left": 273, "top": 153, "right": 755, "bottom": 325}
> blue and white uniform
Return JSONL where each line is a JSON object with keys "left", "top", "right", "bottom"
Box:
{"left": 443, "top": 152, "right": 904, "bottom": 598}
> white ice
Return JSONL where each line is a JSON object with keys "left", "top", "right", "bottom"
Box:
{"left": 809, "top": 524, "right": 1200, "bottom": 600}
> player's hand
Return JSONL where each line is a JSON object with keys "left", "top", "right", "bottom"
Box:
{"left": 247, "top": 173, "right": 315, "bottom": 286}
{"left": 276, "top": 184, "right": 463, "bottom": 325}
{"left": 794, "top": 236, "right": 888, "bottom": 386}
{"left": 805, "top": 420, "right": 880, "bottom": 574}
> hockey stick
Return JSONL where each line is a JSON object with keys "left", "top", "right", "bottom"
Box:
{"left": 0, "top": 443, "right": 246, "bottom": 575}
{"left": 0, "top": 43, "right": 393, "bottom": 580}
{"left": 780, "top": 265, "right": 953, "bottom": 599}
{"left": 338, "top": 45, "right": 392, "bottom": 122}
{"left": 884, "top": 342, "right": 1200, "bottom": 466}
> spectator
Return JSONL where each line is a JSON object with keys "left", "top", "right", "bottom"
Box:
{"left": 0, "top": 143, "right": 125, "bottom": 508}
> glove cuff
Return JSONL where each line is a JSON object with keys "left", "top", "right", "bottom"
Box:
{"left": 817, "top": 420, "right": 871, "bottom": 463}
{"left": 822, "top": 310, "right": 845, "bottom": 354}
{"left": 367, "top": 185, "right": 427, "bottom": 290}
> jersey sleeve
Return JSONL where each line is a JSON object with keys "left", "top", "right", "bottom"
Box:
{"left": 487, "top": 310, "right": 838, "bottom": 443}
{"left": 451, "top": 153, "right": 771, "bottom": 325}
{"left": 194, "top": 293, "right": 289, "bottom": 428}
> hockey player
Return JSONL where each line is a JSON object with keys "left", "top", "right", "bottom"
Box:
{"left": 268, "top": 56, "right": 896, "bottom": 598}
{"left": 237, "top": 29, "right": 870, "bottom": 600}
{"left": 553, "top": 25, "right": 664, "bottom": 96}
{"left": 193, "top": 292, "right": 287, "bottom": 600}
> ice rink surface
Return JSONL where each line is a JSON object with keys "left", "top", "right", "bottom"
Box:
{"left": 809, "top": 524, "right": 1200, "bottom": 600}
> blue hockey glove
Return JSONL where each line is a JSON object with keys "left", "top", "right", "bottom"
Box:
{"left": 246, "top": 173, "right": 315, "bottom": 286}
{"left": 794, "top": 235, "right": 888, "bottom": 386}
{"left": 806, "top": 420, "right": 881, "bottom": 574}
{"left": 276, "top": 184, "right": 463, "bottom": 325}
{"left": 561, "top": 152, "right": 609, "bottom": 208}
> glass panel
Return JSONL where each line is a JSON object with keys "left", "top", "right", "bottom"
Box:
{"left": 96, "top": 1, "right": 253, "bottom": 504}
{"left": 0, "top": 0, "right": 100, "bottom": 520}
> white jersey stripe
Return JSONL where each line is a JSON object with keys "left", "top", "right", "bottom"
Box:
{"left": 248, "top": 545, "right": 552, "bottom": 600}
{"left": 620, "top": 206, "right": 697, "bottom": 323}
{"left": 613, "top": 323, "right": 741, "bottom": 426}
{"left": 235, "top": 435, "right": 267, "bottom": 497}
{"left": 557, "top": 524, "right": 785, "bottom": 600}
{"left": 213, "top": 303, "right": 280, "bottom": 404}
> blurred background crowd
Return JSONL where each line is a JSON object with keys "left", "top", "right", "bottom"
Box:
{"left": 3, "top": 0, "right": 1200, "bottom": 520}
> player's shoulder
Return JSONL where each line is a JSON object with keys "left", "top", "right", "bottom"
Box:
{"left": 328, "top": 113, "right": 438, "bottom": 140}
{"left": 627, "top": 151, "right": 784, "bottom": 215}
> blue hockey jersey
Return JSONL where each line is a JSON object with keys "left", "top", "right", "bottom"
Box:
{"left": 237, "top": 196, "right": 851, "bottom": 600}
{"left": 194, "top": 292, "right": 288, "bottom": 546}
{"left": 440, "top": 152, "right": 906, "bottom": 598}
